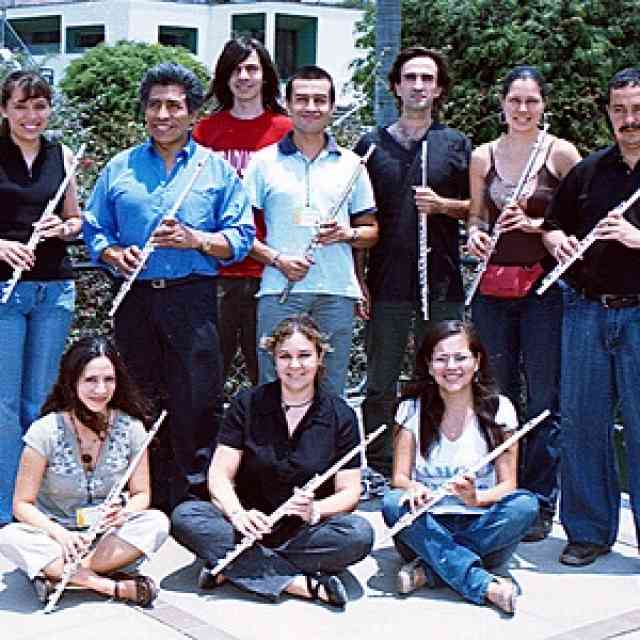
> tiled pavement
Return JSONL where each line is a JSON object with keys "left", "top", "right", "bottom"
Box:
{"left": 1, "top": 496, "right": 639, "bottom": 640}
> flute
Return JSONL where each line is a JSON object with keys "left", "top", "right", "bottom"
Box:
{"left": 108, "top": 152, "right": 211, "bottom": 317}
{"left": 278, "top": 144, "right": 376, "bottom": 304}
{"left": 1, "top": 143, "right": 87, "bottom": 305}
{"left": 465, "top": 123, "right": 550, "bottom": 307}
{"left": 44, "top": 410, "right": 167, "bottom": 613}
{"left": 379, "top": 409, "right": 550, "bottom": 545}
{"left": 536, "top": 185, "right": 640, "bottom": 295}
{"left": 206, "top": 423, "right": 387, "bottom": 580}
{"left": 418, "top": 140, "right": 430, "bottom": 321}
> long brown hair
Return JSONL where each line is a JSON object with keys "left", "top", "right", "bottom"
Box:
{"left": 401, "top": 320, "right": 505, "bottom": 457}
{"left": 41, "top": 336, "right": 152, "bottom": 435}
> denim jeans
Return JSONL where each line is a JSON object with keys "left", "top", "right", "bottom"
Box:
{"left": 257, "top": 294, "right": 355, "bottom": 396}
{"left": 217, "top": 277, "right": 259, "bottom": 385}
{"left": 363, "top": 300, "right": 464, "bottom": 475}
{"left": 471, "top": 286, "right": 562, "bottom": 516}
{"left": 171, "top": 500, "right": 374, "bottom": 600}
{"left": 382, "top": 489, "right": 538, "bottom": 604}
{"left": 0, "top": 280, "right": 75, "bottom": 524}
{"left": 560, "top": 285, "right": 640, "bottom": 547}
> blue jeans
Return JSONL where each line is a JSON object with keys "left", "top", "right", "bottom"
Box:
{"left": 560, "top": 286, "right": 640, "bottom": 547}
{"left": 0, "top": 280, "right": 75, "bottom": 524}
{"left": 471, "top": 286, "right": 562, "bottom": 516}
{"left": 382, "top": 489, "right": 538, "bottom": 604}
{"left": 257, "top": 294, "right": 355, "bottom": 396}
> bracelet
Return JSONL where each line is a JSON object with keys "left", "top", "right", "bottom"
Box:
{"left": 270, "top": 252, "right": 281, "bottom": 268}
{"left": 309, "top": 502, "right": 321, "bottom": 526}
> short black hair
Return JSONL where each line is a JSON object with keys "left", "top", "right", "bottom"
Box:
{"left": 206, "top": 37, "right": 286, "bottom": 114}
{"left": 388, "top": 46, "right": 450, "bottom": 115}
{"left": 1, "top": 70, "right": 52, "bottom": 137}
{"left": 607, "top": 67, "right": 640, "bottom": 104}
{"left": 501, "top": 65, "right": 547, "bottom": 99}
{"left": 139, "top": 62, "right": 204, "bottom": 114}
{"left": 285, "top": 65, "right": 335, "bottom": 106}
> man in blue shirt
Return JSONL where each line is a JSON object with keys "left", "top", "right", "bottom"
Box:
{"left": 244, "top": 66, "right": 378, "bottom": 396}
{"left": 84, "top": 63, "right": 255, "bottom": 513}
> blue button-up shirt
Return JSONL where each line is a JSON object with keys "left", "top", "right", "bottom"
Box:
{"left": 83, "top": 137, "right": 255, "bottom": 279}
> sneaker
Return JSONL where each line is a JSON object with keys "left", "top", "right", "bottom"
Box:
{"left": 522, "top": 513, "right": 553, "bottom": 542}
{"left": 559, "top": 542, "right": 610, "bottom": 567}
{"left": 396, "top": 559, "right": 427, "bottom": 595}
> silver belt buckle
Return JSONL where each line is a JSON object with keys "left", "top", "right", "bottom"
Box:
{"left": 150, "top": 279, "right": 167, "bottom": 289}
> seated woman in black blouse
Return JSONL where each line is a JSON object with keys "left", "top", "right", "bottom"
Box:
{"left": 171, "top": 315, "right": 374, "bottom": 608}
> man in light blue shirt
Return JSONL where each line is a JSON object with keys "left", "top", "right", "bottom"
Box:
{"left": 83, "top": 63, "right": 254, "bottom": 513}
{"left": 244, "top": 66, "right": 378, "bottom": 395}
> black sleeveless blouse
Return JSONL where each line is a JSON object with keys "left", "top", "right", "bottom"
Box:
{"left": 0, "top": 135, "right": 73, "bottom": 281}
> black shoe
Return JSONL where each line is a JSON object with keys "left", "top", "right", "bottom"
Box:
{"left": 32, "top": 575, "right": 55, "bottom": 604}
{"left": 559, "top": 542, "right": 610, "bottom": 566}
{"left": 198, "top": 565, "right": 223, "bottom": 590}
{"left": 522, "top": 513, "right": 553, "bottom": 542}
{"left": 306, "top": 574, "right": 348, "bottom": 609}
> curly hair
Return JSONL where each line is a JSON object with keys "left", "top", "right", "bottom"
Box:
{"left": 401, "top": 320, "right": 505, "bottom": 457}
{"left": 41, "top": 336, "right": 152, "bottom": 436}
{"left": 139, "top": 62, "right": 205, "bottom": 114}
{"left": 259, "top": 314, "right": 331, "bottom": 382}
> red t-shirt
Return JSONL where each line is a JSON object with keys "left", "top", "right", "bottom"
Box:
{"left": 193, "top": 110, "right": 292, "bottom": 278}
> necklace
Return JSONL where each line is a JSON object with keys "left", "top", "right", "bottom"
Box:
{"left": 70, "top": 412, "right": 108, "bottom": 468}
{"left": 281, "top": 398, "right": 314, "bottom": 413}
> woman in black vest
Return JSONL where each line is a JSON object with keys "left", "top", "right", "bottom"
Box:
{"left": 0, "top": 70, "right": 81, "bottom": 527}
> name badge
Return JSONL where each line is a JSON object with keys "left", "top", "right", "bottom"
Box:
{"left": 76, "top": 505, "right": 102, "bottom": 529}
{"left": 293, "top": 205, "right": 321, "bottom": 227}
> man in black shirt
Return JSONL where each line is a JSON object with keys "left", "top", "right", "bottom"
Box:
{"left": 543, "top": 68, "right": 640, "bottom": 567}
{"left": 354, "top": 47, "right": 470, "bottom": 475}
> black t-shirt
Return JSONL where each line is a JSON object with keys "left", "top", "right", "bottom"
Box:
{"left": 217, "top": 381, "right": 360, "bottom": 544}
{"left": 543, "top": 144, "right": 640, "bottom": 294}
{"left": 354, "top": 124, "right": 471, "bottom": 304}
{"left": 0, "top": 135, "right": 72, "bottom": 281}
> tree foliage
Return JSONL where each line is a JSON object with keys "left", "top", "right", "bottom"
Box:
{"left": 352, "top": 0, "right": 640, "bottom": 154}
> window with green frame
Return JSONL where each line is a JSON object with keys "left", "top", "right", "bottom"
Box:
{"left": 66, "top": 25, "right": 105, "bottom": 54}
{"left": 9, "top": 16, "right": 61, "bottom": 55}
{"left": 158, "top": 26, "right": 198, "bottom": 54}
{"left": 231, "top": 14, "right": 266, "bottom": 43}
{"left": 275, "top": 14, "right": 317, "bottom": 81}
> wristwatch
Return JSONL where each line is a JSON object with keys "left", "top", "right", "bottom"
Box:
{"left": 309, "top": 502, "right": 321, "bottom": 526}
{"left": 350, "top": 228, "right": 360, "bottom": 244}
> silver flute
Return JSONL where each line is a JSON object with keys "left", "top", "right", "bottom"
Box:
{"left": 1, "top": 143, "right": 87, "bottom": 305}
{"left": 379, "top": 409, "right": 550, "bottom": 544}
{"left": 108, "top": 152, "right": 211, "bottom": 317}
{"left": 465, "top": 122, "right": 550, "bottom": 306}
{"left": 418, "top": 140, "right": 430, "bottom": 320}
{"left": 278, "top": 144, "right": 376, "bottom": 304}
{"left": 537, "top": 185, "right": 640, "bottom": 295}
{"left": 44, "top": 410, "right": 167, "bottom": 613}
{"left": 205, "top": 423, "right": 387, "bottom": 580}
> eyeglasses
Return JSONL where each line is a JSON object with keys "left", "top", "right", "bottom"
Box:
{"left": 431, "top": 352, "right": 474, "bottom": 368}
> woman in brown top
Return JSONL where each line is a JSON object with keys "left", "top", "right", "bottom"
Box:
{"left": 466, "top": 66, "right": 580, "bottom": 542}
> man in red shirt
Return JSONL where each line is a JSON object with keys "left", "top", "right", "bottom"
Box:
{"left": 194, "top": 37, "right": 292, "bottom": 384}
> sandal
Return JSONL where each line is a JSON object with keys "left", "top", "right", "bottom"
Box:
{"left": 486, "top": 576, "right": 518, "bottom": 615}
{"left": 111, "top": 572, "right": 158, "bottom": 608}
{"left": 32, "top": 574, "right": 55, "bottom": 604}
{"left": 306, "top": 574, "right": 348, "bottom": 609}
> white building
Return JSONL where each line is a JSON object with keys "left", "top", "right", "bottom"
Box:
{"left": 2, "top": 0, "right": 365, "bottom": 105}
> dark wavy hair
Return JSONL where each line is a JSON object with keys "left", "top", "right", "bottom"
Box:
{"left": 500, "top": 65, "right": 548, "bottom": 99}
{"left": 205, "top": 37, "right": 286, "bottom": 114}
{"left": 401, "top": 320, "right": 505, "bottom": 457}
{"left": 139, "top": 62, "right": 205, "bottom": 114}
{"left": 41, "top": 336, "right": 152, "bottom": 436}
{"left": 259, "top": 314, "right": 331, "bottom": 382}
{"left": 387, "top": 46, "right": 450, "bottom": 116}
{"left": 1, "top": 70, "right": 52, "bottom": 137}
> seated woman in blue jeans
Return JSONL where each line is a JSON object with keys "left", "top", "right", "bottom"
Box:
{"left": 172, "top": 315, "right": 374, "bottom": 609}
{"left": 0, "top": 70, "right": 81, "bottom": 526}
{"left": 382, "top": 320, "right": 538, "bottom": 614}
